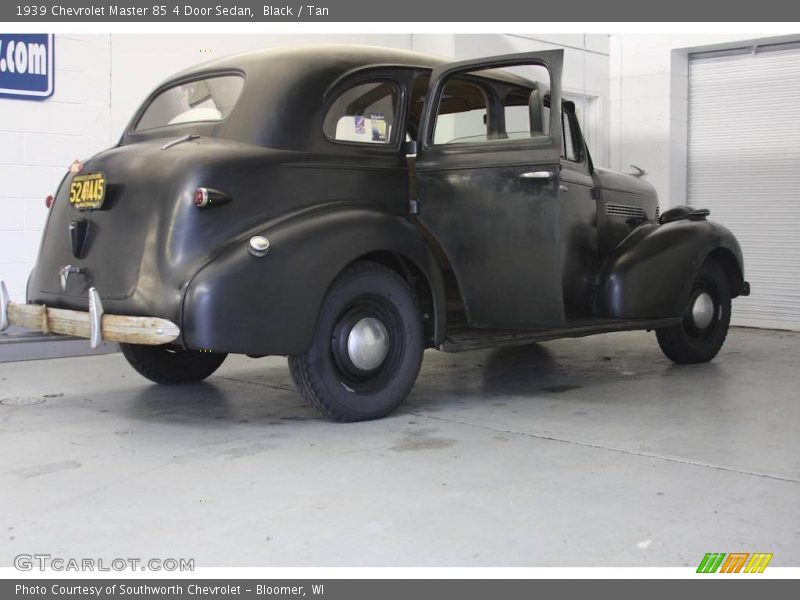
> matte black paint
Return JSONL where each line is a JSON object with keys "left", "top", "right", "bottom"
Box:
{"left": 559, "top": 109, "right": 600, "bottom": 315}
{"left": 415, "top": 50, "right": 566, "bottom": 329}
{"left": 26, "top": 45, "right": 746, "bottom": 357}
{"left": 183, "top": 203, "right": 446, "bottom": 356}
{"left": 594, "top": 166, "right": 659, "bottom": 258}
{"left": 593, "top": 219, "right": 746, "bottom": 319}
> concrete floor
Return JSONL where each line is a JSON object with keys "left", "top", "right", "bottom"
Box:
{"left": 1, "top": 327, "right": 798, "bottom": 567}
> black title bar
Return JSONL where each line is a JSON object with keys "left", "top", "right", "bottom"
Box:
{"left": 3, "top": 0, "right": 800, "bottom": 22}
{"left": 4, "top": 579, "right": 800, "bottom": 600}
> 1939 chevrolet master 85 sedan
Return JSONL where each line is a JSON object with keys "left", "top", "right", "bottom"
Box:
{"left": 0, "top": 46, "right": 749, "bottom": 421}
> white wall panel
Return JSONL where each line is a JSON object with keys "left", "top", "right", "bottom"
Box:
{"left": 0, "top": 34, "right": 111, "bottom": 301}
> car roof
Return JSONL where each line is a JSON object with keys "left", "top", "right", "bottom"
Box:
{"left": 125, "top": 45, "right": 446, "bottom": 149}
{"left": 169, "top": 44, "right": 446, "bottom": 81}
{"left": 125, "top": 45, "right": 542, "bottom": 150}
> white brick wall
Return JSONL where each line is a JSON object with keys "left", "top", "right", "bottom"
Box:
{"left": 0, "top": 34, "right": 111, "bottom": 301}
{"left": 609, "top": 33, "right": 799, "bottom": 210}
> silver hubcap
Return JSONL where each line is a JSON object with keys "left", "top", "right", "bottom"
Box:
{"left": 347, "top": 317, "right": 390, "bottom": 371}
{"left": 691, "top": 292, "right": 715, "bottom": 330}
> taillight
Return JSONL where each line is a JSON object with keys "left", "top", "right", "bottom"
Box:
{"left": 45, "top": 195, "right": 54, "bottom": 209}
{"left": 193, "top": 187, "right": 230, "bottom": 208}
{"left": 194, "top": 188, "right": 209, "bottom": 207}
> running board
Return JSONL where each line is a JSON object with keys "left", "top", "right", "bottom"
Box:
{"left": 439, "top": 317, "right": 682, "bottom": 353}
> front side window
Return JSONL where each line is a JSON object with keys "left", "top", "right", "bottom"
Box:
{"left": 539, "top": 102, "right": 582, "bottom": 162}
{"left": 323, "top": 81, "right": 398, "bottom": 145}
{"left": 135, "top": 75, "right": 244, "bottom": 132}
{"left": 562, "top": 109, "right": 581, "bottom": 162}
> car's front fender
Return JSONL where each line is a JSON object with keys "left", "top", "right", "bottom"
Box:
{"left": 182, "top": 203, "right": 446, "bottom": 356}
{"left": 593, "top": 218, "right": 745, "bottom": 319}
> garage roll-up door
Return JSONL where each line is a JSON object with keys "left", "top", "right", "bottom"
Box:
{"left": 688, "top": 45, "right": 800, "bottom": 330}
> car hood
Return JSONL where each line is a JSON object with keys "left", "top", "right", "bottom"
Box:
{"left": 594, "top": 167, "right": 657, "bottom": 197}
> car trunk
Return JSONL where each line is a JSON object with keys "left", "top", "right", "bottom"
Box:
{"left": 28, "top": 139, "right": 202, "bottom": 322}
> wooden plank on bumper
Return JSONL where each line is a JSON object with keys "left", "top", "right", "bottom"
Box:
{"left": 6, "top": 302, "right": 180, "bottom": 346}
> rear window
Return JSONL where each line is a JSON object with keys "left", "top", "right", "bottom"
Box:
{"left": 134, "top": 75, "right": 244, "bottom": 132}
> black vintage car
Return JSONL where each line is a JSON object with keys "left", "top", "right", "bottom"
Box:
{"left": 0, "top": 45, "right": 749, "bottom": 421}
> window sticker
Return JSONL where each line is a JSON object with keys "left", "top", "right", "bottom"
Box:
{"left": 354, "top": 115, "right": 366, "bottom": 134}
{"left": 370, "top": 113, "right": 387, "bottom": 142}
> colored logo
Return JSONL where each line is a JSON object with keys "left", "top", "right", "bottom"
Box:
{"left": 0, "top": 34, "right": 55, "bottom": 100}
{"left": 697, "top": 552, "right": 773, "bottom": 573}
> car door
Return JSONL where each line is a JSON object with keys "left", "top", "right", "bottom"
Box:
{"left": 413, "top": 50, "right": 565, "bottom": 329}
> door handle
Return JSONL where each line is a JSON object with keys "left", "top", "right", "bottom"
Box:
{"left": 518, "top": 171, "right": 554, "bottom": 181}
{"left": 559, "top": 184, "right": 569, "bottom": 192}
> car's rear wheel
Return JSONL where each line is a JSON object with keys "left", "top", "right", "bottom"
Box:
{"left": 120, "top": 343, "right": 227, "bottom": 384}
{"left": 288, "top": 261, "right": 424, "bottom": 422}
{"left": 655, "top": 259, "right": 732, "bottom": 364}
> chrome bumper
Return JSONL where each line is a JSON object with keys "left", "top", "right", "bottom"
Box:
{"left": 0, "top": 281, "right": 180, "bottom": 348}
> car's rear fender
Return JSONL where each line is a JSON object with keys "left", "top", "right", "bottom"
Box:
{"left": 182, "top": 203, "right": 446, "bottom": 356}
{"left": 593, "top": 218, "right": 746, "bottom": 319}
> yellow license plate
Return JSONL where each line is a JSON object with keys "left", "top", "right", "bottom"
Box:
{"left": 69, "top": 172, "right": 106, "bottom": 210}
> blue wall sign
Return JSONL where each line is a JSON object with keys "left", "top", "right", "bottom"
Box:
{"left": 0, "top": 33, "right": 54, "bottom": 100}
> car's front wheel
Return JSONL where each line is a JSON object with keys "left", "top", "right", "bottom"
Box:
{"left": 655, "top": 259, "right": 732, "bottom": 364}
{"left": 288, "top": 261, "right": 425, "bottom": 422}
{"left": 120, "top": 343, "right": 227, "bottom": 384}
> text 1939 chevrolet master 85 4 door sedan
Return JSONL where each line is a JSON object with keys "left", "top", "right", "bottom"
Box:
{"left": 0, "top": 46, "right": 749, "bottom": 421}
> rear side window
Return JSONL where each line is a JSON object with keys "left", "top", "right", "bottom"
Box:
{"left": 324, "top": 81, "right": 398, "bottom": 145}
{"left": 135, "top": 75, "right": 244, "bottom": 132}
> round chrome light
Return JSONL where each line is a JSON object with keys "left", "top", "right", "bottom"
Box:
{"left": 248, "top": 236, "right": 270, "bottom": 257}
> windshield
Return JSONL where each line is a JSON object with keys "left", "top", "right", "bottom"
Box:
{"left": 134, "top": 75, "right": 244, "bottom": 132}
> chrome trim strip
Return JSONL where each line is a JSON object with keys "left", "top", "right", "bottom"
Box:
{"left": 88, "top": 287, "right": 105, "bottom": 349}
{"left": 606, "top": 202, "right": 646, "bottom": 219}
{"left": 0, "top": 281, "right": 9, "bottom": 332}
{"left": 518, "top": 170, "right": 554, "bottom": 180}
{"left": 161, "top": 134, "right": 199, "bottom": 150}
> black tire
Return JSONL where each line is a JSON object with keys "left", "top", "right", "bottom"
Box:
{"left": 288, "top": 261, "right": 424, "bottom": 422}
{"left": 656, "top": 259, "right": 732, "bottom": 364}
{"left": 120, "top": 343, "right": 227, "bottom": 384}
